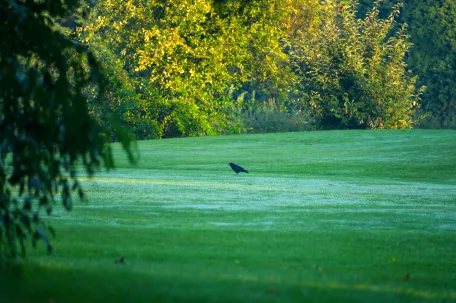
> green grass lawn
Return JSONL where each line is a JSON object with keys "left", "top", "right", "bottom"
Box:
{"left": 2, "top": 129, "right": 456, "bottom": 302}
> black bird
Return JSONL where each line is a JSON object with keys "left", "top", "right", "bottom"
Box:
{"left": 229, "top": 162, "right": 248, "bottom": 174}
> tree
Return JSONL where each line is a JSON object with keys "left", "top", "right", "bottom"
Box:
{"left": 357, "top": 0, "right": 456, "bottom": 129}
{"left": 79, "top": 0, "right": 315, "bottom": 138}
{"left": 0, "top": 0, "right": 134, "bottom": 262}
{"left": 290, "top": 0, "right": 425, "bottom": 129}
{"left": 401, "top": 0, "right": 456, "bottom": 129}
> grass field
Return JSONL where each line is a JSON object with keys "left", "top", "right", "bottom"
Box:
{"left": 1, "top": 129, "right": 456, "bottom": 303}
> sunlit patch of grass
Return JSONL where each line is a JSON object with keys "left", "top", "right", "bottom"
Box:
{"left": 2, "top": 130, "right": 456, "bottom": 302}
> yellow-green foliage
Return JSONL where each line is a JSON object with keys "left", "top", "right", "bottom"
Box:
{"left": 81, "top": 0, "right": 315, "bottom": 138}
{"left": 80, "top": 0, "right": 426, "bottom": 135}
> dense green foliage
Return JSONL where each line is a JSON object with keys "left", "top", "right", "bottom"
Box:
{"left": 1, "top": 130, "right": 455, "bottom": 302}
{"left": 290, "top": 1, "right": 425, "bottom": 129}
{"left": 241, "top": 96, "right": 313, "bottom": 133}
{"left": 80, "top": 0, "right": 316, "bottom": 138}
{"left": 358, "top": 0, "right": 456, "bottom": 129}
{"left": 78, "top": 0, "right": 435, "bottom": 137}
{"left": 0, "top": 0, "right": 133, "bottom": 261}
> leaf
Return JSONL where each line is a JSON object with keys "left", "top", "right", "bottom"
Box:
{"left": 19, "top": 180, "right": 25, "bottom": 196}
{"left": 21, "top": 214, "right": 32, "bottom": 233}
{"left": 23, "top": 198, "right": 32, "bottom": 211}
{"left": 47, "top": 225, "right": 56, "bottom": 239}
{"left": 78, "top": 187, "right": 85, "bottom": 200}
{"left": 32, "top": 231, "right": 39, "bottom": 248}
{"left": 36, "top": 225, "right": 53, "bottom": 254}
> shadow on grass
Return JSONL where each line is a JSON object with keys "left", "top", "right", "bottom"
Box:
{"left": 1, "top": 263, "right": 453, "bottom": 303}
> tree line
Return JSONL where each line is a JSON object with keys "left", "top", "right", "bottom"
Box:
{"left": 75, "top": 0, "right": 447, "bottom": 139}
